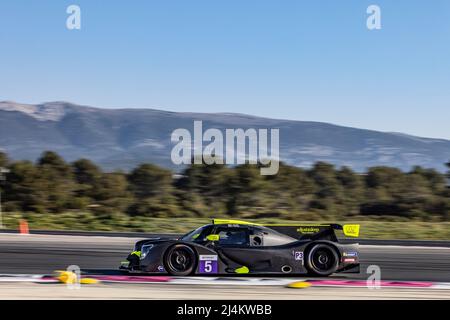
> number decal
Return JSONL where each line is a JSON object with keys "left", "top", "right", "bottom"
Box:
{"left": 294, "top": 251, "right": 304, "bottom": 261}
{"left": 204, "top": 261, "right": 212, "bottom": 272}
{"left": 199, "top": 255, "right": 218, "bottom": 274}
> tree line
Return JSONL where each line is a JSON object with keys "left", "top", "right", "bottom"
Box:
{"left": 0, "top": 151, "right": 449, "bottom": 221}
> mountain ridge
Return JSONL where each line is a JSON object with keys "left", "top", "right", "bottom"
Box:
{"left": 1, "top": 101, "right": 449, "bottom": 172}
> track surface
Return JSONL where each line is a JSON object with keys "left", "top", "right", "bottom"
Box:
{"left": 1, "top": 234, "right": 450, "bottom": 282}
{"left": 1, "top": 283, "right": 449, "bottom": 299}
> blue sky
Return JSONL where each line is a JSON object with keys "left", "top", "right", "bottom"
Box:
{"left": 1, "top": 1, "right": 449, "bottom": 139}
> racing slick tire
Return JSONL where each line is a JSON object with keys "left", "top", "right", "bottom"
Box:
{"left": 305, "top": 243, "right": 339, "bottom": 276}
{"left": 164, "top": 244, "right": 197, "bottom": 276}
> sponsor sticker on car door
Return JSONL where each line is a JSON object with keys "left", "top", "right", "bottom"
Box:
{"left": 293, "top": 251, "right": 304, "bottom": 265}
{"left": 294, "top": 251, "right": 303, "bottom": 261}
{"left": 199, "top": 255, "right": 218, "bottom": 274}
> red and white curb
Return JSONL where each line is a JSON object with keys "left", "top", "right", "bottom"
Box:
{"left": 77, "top": 275, "right": 171, "bottom": 283}
{"left": 433, "top": 282, "right": 450, "bottom": 289}
{"left": 0, "top": 274, "right": 58, "bottom": 283}
{"left": 169, "top": 277, "right": 297, "bottom": 286}
{"left": 0, "top": 274, "right": 449, "bottom": 289}
{"left": 304, "top": 279, "right": 435, "bottom": 288}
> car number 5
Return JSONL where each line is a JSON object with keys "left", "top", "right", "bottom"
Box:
{"left": 204, "top": 260, "right": 212, "bottom": 273}
{"left": 199, "top": 255, "right": 218, "bottom": 274}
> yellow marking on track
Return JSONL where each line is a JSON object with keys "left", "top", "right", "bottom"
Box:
{"left": 286, "top": 281, "right": 312, "bottom": 289}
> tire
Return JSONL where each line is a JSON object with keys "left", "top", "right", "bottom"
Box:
{"left": 164, "top": 244, "right": 197, "bottom": 276}
{"left": 305, "top": 243, "right": 339, "bottom": 276}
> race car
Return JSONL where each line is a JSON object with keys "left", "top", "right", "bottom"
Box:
{"left": 120, "top": 219, "right": 360, "bottom": 276}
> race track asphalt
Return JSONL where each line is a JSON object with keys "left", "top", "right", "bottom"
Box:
{"left": 0, "top": 233, "right": 449, "bottom": 282}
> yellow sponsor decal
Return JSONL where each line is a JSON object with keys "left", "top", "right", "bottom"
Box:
{"left": 297, "top": 227, "right": 320, "bottom": 234}
{"left": 343, "top": 224, "right": 360, "bottom": 237}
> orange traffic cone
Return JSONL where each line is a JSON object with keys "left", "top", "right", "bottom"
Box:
{"left": 19, "top": 219, "right": 29, "bottom": 234}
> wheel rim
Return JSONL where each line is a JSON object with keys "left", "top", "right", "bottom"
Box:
{"left": 311, "top": 247, "right": 336, "bottom": 273}
{"left": 168, "top": 247, "right": 193, "bottom": 273}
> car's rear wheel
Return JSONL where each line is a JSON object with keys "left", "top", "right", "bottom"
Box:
{"left": 164, "top": 244, "right": 197, "bottom": 276}
{"left": 305, "top": 243, "right": 339, "bottom": 276}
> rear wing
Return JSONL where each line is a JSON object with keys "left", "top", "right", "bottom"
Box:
{"left": 266, "top": 224, "right": 360, "bottom": 241}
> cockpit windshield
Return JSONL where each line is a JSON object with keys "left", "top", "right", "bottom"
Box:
{"left": 179, "top": 225, "right": 210, "bottom": 242}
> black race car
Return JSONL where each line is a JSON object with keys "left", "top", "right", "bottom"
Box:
{"left": 120, "top": 219, "right": 360, "bottom": 276}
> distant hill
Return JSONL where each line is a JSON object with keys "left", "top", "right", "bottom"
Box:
{"left": 1, "top": 101, "right": 449, "bottom": 172}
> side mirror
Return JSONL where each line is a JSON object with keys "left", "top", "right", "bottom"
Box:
{"left": 206, "top": 234, "right": 220, "bottom": 241}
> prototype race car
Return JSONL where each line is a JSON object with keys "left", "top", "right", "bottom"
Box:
{"left": 120, "top": 219, "right": 360, "bottom": 276}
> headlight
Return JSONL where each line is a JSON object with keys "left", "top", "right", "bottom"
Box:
{"left": 140, "top": 244, "right": 154, "bottom": 260}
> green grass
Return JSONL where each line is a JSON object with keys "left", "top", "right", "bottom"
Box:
{"left": 2, "top": 212, "right": 450, "bottom": 240}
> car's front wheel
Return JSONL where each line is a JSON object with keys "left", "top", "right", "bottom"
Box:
{"left": 305, "top": 243, "right": 339, "bottom": 276}
{"left": 164, "top": 244, "right": 197, "bottom": 276}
